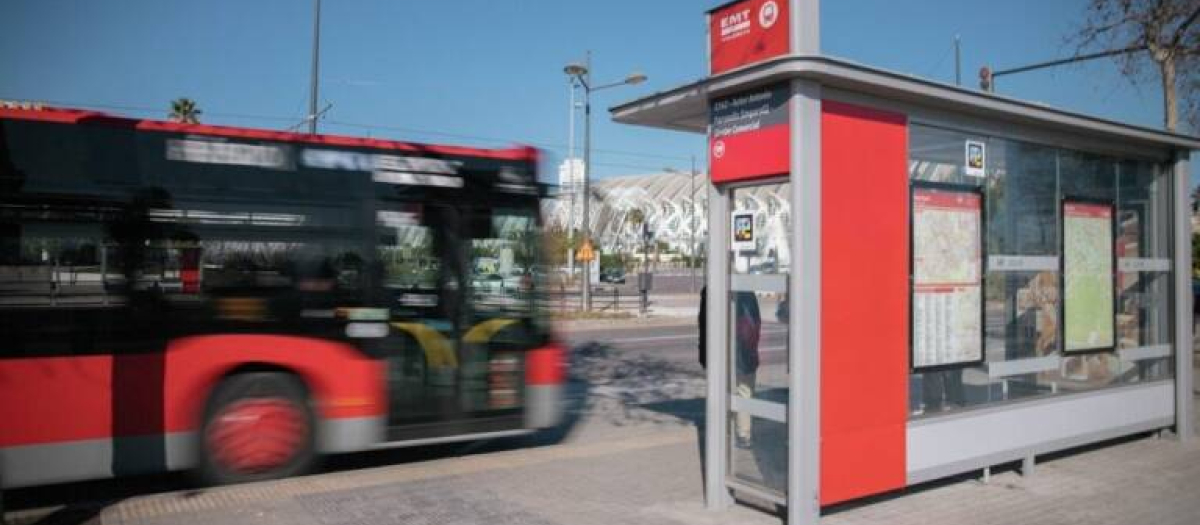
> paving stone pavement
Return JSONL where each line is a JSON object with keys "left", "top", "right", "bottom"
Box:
{"left": 51, "top": 378, "right": 1198, "bottom": 525}
{"left": 10, "top": 350, "right": 1198, "bottom": 525}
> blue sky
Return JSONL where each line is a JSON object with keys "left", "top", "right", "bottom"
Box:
{"left": 1, "top": 0, "right": 1193, "bottom": 182}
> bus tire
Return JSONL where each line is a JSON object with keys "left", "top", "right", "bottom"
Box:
{"left": 197, "top": 372, "right": 316, "bottom": 485}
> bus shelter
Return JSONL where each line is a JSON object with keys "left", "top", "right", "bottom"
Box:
{"left": 610, "top": 1, "right": 1197, "bottom": 523}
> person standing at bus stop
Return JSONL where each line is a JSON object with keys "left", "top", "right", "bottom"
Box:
{"left": 699, "top": 287, "right": 762, "bottom": 447}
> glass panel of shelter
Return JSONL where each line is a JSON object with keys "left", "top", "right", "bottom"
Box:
{"left": 726, "top": 181, "right": 790, "bottom": 498}
{"left": 908, "top": 124, "right": 1175, "bottom": 417}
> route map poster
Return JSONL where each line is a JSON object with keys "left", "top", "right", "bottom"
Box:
{"left": 912, "top": 188, "right": 983, "bottom": 369}
{"left": 1062, "top": 201, "right": 1115, "bottom": 352}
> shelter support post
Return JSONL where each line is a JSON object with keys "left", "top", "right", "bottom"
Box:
{"left": 1173, "top": 150, "right": 1194, "bottom": 442}
{"left": 705, "top": 181, "right": 733, "bottom": 509}
{"left": 787, "top": 78, "right": 822, "bottom": 525}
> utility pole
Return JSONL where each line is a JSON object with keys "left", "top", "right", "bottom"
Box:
{"left": 307, "top": 0, "right": 322, "bottom": 134}
{"left": 566, "top": 82, "right": 578, "bottom": 275}
{"left": 954, "top": 35, "right": 962, "bottom": 86}
{"left": 580, "top": 50, "right": 593, "bottom": 311}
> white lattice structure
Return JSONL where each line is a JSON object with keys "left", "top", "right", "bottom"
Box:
{"left": 542, "top": 172, "right": 794, "bottom": 259}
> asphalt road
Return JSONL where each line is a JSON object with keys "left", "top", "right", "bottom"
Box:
{"left": 4, "top": 321, "right": 737, "bottom": 524}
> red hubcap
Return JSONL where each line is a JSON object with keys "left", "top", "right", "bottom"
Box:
{"left": 206, "top": 398, "right": 306, "bottom": 475}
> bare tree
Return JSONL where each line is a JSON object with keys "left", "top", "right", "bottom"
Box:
{"left": 1073, "top": 0, "right": 1200, "bottom": 132}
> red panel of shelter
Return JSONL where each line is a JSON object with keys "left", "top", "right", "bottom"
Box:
{"left": 819, "top": 100, "right": 909, "bottom": 505}
{"left": 709, "top": 123, "right": 790, "bottom": 184}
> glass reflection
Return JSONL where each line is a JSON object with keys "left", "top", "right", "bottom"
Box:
{"left": 908, "top": 125, "right": 1174, "bottom": 417}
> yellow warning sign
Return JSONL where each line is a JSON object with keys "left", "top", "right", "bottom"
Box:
{"left": 575, "top": 240, "right": 596, "bottom": 262}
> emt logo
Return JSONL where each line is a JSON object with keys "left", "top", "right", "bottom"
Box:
{"left": 759, "top": 1, "right": 779, "bottom": 29}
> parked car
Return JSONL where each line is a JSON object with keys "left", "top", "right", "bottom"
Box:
{"left": 472, "top": 273, "right": 505, "bottom": 292}
{"left": 501, "top": 270, "right": 525, "bottom": 290}
{"left": 600, "top": 267, "right": 626, "bottom": 284}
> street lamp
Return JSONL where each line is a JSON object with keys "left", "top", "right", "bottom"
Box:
{"left": 564, "top": 51, "right": 646, "bottom": 311}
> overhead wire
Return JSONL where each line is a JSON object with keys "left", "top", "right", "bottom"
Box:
{"left": 324, "top": 119, "right": 692, "bottom": 162}
{"left": 922, "top": 39, "right": 956, "bottom": 81}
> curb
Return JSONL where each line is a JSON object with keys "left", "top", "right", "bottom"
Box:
{"left": 555, "top": 315, "right": 697, "bottom": 333}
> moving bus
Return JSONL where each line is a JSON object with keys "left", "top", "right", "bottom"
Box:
{"left": 0, "top": 106, "right": 564, "bottom": 487}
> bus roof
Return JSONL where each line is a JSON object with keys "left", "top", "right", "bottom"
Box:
{"left": 0, "top": 105, "right": 538, "bottom": 162}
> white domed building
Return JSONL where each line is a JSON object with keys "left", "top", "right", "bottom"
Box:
{"left": 543, "top": 172, "right": 792, "bottom": 268}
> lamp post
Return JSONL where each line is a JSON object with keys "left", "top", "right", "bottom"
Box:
{"left": 564, "top": 52, "right": 646, "bottom": 311}
{"left": 566, "top": 81, "right": 578, "bottom": 275}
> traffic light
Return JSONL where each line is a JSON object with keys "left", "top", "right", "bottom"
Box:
{"left": 979, "top": 66, "right": 994, "bottom": 92}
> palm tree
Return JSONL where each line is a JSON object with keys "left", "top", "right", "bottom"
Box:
{"left": 625, "top": 208, "right": 646, "bottom": 269}
{"left": 626, "top": 208, "right": 646, "bottom": 233}
{"left": 168, "top": 98, "right": 202, "bottom": 124}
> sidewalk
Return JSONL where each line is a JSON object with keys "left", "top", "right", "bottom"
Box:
{"left": 31, "top": 373, "right": 1199, "bottom": 525}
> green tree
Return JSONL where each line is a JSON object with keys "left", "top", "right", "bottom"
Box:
{"left": 540, "top": 226, "right": 575, "bottom": 269}
{"left": 626, "top": 208, "right": 646, "bottom": 231}
{"left": 168, "top": 98, "right": 202, "bottom": 124}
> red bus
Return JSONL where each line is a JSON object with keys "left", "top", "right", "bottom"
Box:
{"left": 0, "top": 106, "right": 564, "bottom": 487}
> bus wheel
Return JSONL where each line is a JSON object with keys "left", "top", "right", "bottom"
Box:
{"left": 198, "top": 373, "right": 316, "bottom": 485}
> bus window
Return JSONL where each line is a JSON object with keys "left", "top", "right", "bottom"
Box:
{"left": 377, "top": 205, "right": 440, "bottom": 293}
{"left": 0, "top": 218, "right": 110, "bottom": 308}
{"left": 467, "top": 209, "right": 537, "bottom": 314}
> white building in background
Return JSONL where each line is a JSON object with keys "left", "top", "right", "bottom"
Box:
{"left": 543, "top": 171, "right": 728, "bottom": 259}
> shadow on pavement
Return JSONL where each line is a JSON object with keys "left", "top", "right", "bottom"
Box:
{"left": 3, "top": 472, "right": 181, "bottom": 525}
{"left": 567, "top": 340, "right": 707, "bottom": 427}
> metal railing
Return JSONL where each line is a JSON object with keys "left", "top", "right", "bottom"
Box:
{"left": 538, "top": 285, "right": 645, "bottom": 313}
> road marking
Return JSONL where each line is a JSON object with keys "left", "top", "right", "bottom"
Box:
{"left": 601, "top": 329, "right": 787, "bottom": 345}
{"left": 605, "top": 333, "right": 695, "bottom": 344}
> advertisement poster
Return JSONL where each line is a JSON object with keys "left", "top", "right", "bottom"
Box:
{"left": 709, "top": 83, "right": 790, "bottom": 183}
{"left": 912, "top": 188, "right": 983, "bottom": 369}
{"left": 709, "top": 0, "right": 790, "bottom": 75}
{"left": 964, "top": 140, "right": 986, "bottom": 177}
{"left": 731, "top": 212, "right": 756, "bottom": 251}
{"left": 1062, "top": 201, "right": 1115, "bottom": 352}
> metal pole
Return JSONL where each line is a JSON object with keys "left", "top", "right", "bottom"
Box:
{"left": 641, "top": 222, "right": 649, "bottom": 315}
{"left": 704, "top": 182, "right": 731, "bottom": 509}
{"left": 788, "top": 77, "right": 823, "bottom": 525}
{"left": 690, "top": 155, "right": 698, "bottom": 292}
{"left": 307, "top": 0, "right": 322, "bottom": 134}
{"left": 1172, "top": 150, "right": 1194, "bottom": 441}
{"left": 987, "top": 45, "right": 1148, "bottom": 92}
{"left": 567, "top": 82, "right": 577, "bottom": 274}
{"left": 954, "top": 35, "right": 961, "bottom": 86}
{"left": 581, "top": 51, "right": 593, "bottom": 311}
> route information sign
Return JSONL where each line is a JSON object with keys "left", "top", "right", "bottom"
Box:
{"left": 1063, "top": 201, "right": 1115, "bottom": 352}
{"left": 912, "top": 188, "right": 983, "bottom": 369}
